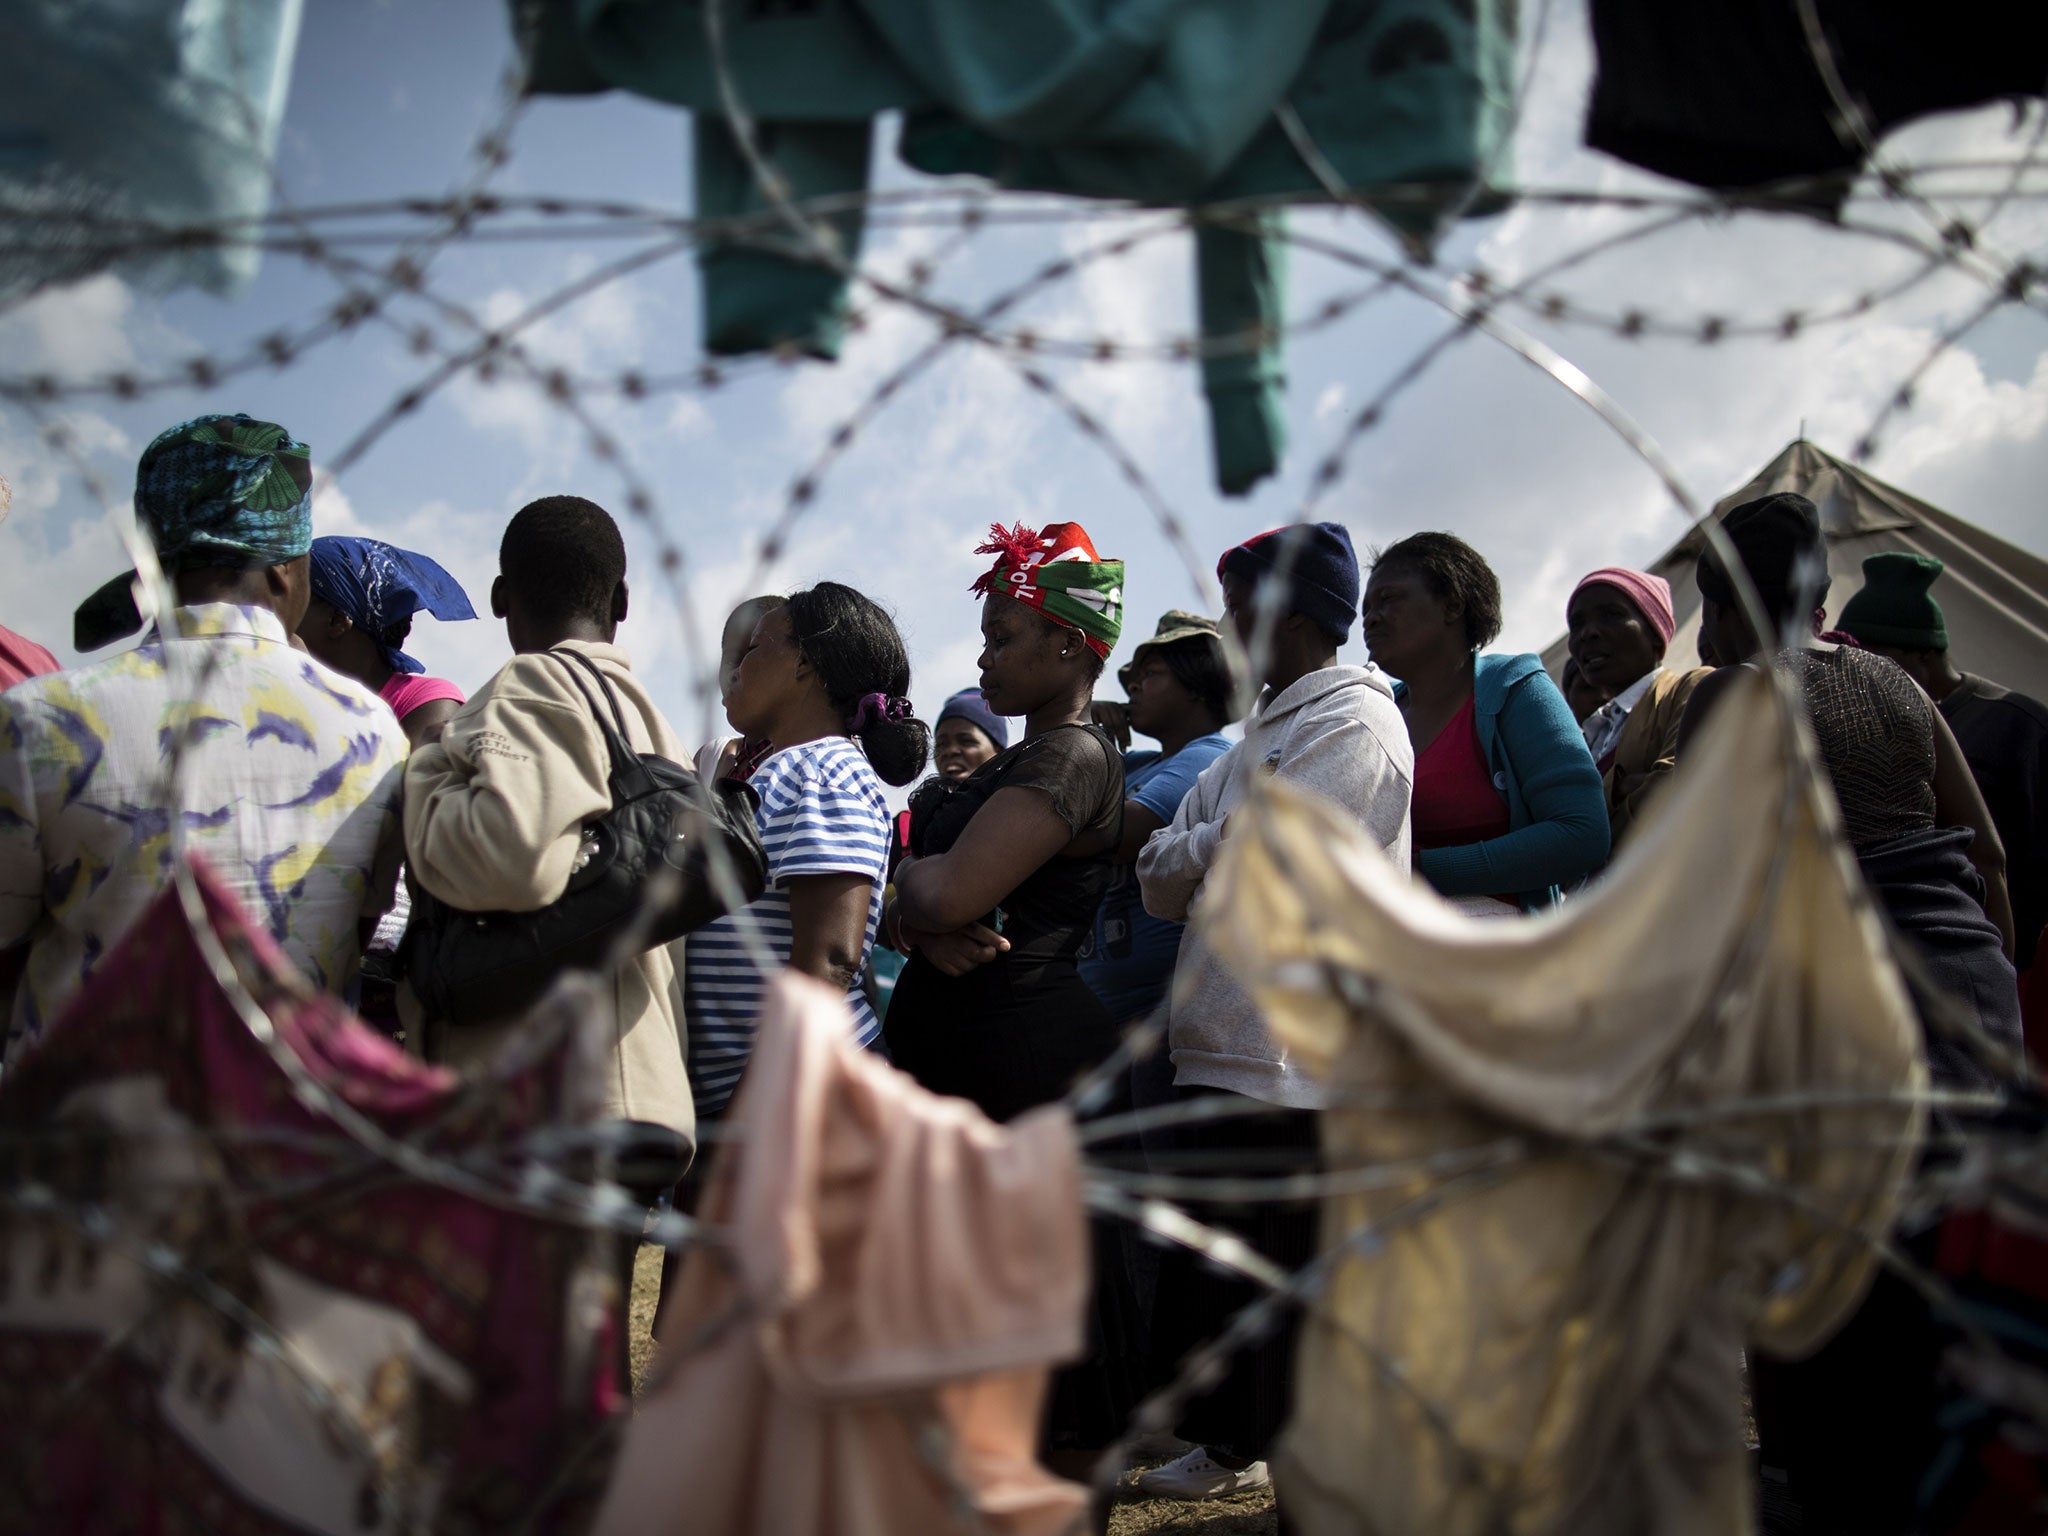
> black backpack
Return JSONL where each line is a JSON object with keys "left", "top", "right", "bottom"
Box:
{"left": 404, "top": 649, "right": 768, "bottom": 1030}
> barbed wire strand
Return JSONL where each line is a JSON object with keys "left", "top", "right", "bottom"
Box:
{"left": 1, "top": 0, "right": 2045, "bottom": 1529}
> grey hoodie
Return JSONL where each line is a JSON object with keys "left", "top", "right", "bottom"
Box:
{"left": 1136, "top": 663, "right": 1412, "bottom": 1108}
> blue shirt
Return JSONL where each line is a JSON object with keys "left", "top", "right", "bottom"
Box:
{"left": 1078, "top": 733, "right": 1232, "bottom": 1023}
{"left": 684, "top": 736, "right": 890, "bottom": 1115}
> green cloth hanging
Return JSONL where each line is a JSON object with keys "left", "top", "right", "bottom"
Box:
{"left": 693, "top": 115, "right": 871, "bottom": 359}
{"left": 1206, "top": 0, "right": 1520, "bottom": 245}
{"left": 870, "top": 0, "right": 1326, "bottom": 199}
{"left": 518, "top": 0, "right": 925, "bottom": 115}
{"left": 1196, "top": 214, "right": 1289, "bottom": 497}
{"left": 511, "top": 0, "right": 1516, "bottom": 493}
{"left": 517, "top": 0, "right": 915, "bottom": 362}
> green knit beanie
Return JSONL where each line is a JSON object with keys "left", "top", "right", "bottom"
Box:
{"left": 1838, "top": 552, "right": 1948, "bottom": 651}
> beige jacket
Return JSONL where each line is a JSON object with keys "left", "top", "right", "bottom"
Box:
{"left": 403, "top": 639, "right": 696, "bottom": 1145}
{"left": 1603, "top": 666, "right": 1712, "bottom": 850}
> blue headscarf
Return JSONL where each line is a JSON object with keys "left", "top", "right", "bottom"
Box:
{"left": 308, "top": 536, "right": 476, "bottom": 674}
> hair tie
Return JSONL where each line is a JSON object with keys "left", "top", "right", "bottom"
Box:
{"left": 848, "top": 692, "right": 913, "bottom": 733}
{"left": 1812, "top": 606, "right": 1863, "bottom": 648}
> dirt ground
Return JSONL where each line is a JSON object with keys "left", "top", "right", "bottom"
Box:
{"left": 628, "top": 1242, "right": 664, "bottom": 1388}
{"left": 1104, "top": 1489, "right": 1276, "bottom": 1535}
{"left": 629, "top": 1245, "right": 1277, "bottom": 1533}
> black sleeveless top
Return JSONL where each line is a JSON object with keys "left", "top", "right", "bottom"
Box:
{"left": 905, "top": 722, "right": 1124, "bottom": 965}
{"left": 885, "top": 722, "right": 1126, "bottom": 1123}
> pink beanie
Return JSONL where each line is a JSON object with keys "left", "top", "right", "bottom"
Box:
{"left": 1571, "top": 567, "right": 1676, "bottom": 647}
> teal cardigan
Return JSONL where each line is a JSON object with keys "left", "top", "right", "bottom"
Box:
{"left": 1399, "top": 653, "right": 1610, "bottom": 911}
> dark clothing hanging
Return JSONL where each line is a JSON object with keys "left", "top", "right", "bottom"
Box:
{"left": 1584, "top": 1, "right": 2048, "bottom": 212}
{"left": 1942, "top": 672, "right": 2048, "bottom": 966}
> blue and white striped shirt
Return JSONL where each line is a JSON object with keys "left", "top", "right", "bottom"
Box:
{"left": 684, "top": 735, "right": 889, "bottom": 1115}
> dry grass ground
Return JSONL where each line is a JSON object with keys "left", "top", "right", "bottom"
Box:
{"left": 1106, "top": 1488, "right": 1276, "bottom": 1535}
{"left": 629, "top": 1244, "right": 1275, "bottom": 1533}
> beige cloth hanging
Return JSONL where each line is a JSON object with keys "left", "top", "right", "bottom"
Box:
{"left": 594, "top": 971, "right": 1089, "bottom": 1536}
{"left": 1202, "top": 671, "right": 1926, "bottom": 1536}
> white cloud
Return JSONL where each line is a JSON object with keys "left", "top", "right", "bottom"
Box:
{"left": 665, "top": 394, "right": 711, "bottom": 440}
{"left": 437, "top": 255, "right": 689, "bottom": 499}
{"left": 0, "top": 273, "right": 176, "bottom": 664}
{"left": 1863, "top": 348, "right": 2048, "bottom": 544}
{"left": 1054, "top": 214, "right": 1191, "bottom": 456}
{"left": 0, "top": 273, "right": 155, "bottom": 382}
{"left": 0, "top": 404, "right": 135, "bottom": 666}
{"left": 309, "top": 479, "right": 361, "bottom": 534}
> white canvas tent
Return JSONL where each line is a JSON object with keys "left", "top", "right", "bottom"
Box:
{"left": 1543, "top": 439, "right": 2048, "bottom": 703}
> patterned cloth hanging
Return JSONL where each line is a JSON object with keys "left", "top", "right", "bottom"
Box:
{"left": 0, "top": 858, "right": 622, "bottom": 1535}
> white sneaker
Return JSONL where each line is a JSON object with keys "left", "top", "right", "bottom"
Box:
{"left": 1132, "top": 1447, "right": 1272, "bottom": 1499}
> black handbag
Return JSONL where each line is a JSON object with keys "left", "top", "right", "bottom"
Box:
{"left": 404, "top": 649, "right": 768, "bottom": 1030}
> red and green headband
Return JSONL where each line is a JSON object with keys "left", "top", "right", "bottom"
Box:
{"left": 969, "top": 521, "right": 1125, "bottom": 659}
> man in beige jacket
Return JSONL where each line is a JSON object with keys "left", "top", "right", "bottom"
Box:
{"left": 403, "top": 495, "right": 697, "bottom": 1178}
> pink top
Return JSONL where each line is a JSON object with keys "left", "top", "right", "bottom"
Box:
{"left": 0, "top": 623, "right": 60, "bottom": 692}
{"left": 1411, "top": 693, "right": 1511, "bottom": 852}
{"left": 603, "top": 971, "right": 1089, "bottom": 1536}
{"left": 380, "top": 672, "right": 465, "bottom": 721}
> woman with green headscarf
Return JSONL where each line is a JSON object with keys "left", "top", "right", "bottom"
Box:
{"left": 883, "top": 521, "right": 1136, "bottom": 1466}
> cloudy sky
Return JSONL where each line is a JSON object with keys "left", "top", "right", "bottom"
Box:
{"left": 3, "top": 0, "right": 2044, "bottom": 770}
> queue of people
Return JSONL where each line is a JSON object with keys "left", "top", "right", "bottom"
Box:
{"left": 0, "top": 411, "right": 2041, "bottom": 1536}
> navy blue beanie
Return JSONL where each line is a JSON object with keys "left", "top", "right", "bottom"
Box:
{"left": 1217, "top": 522, "right": 1360, "bottom": 640}
{"left": 935, "top": 687, "right": 1010, "bottom": 748}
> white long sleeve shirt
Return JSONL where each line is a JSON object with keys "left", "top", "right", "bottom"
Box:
{"left": 1137, "top": 663, "right": 1413, "bottom": 1108}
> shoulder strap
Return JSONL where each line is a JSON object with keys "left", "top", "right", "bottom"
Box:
{"left": 547, "top": 648, "right": 649, "bottom": 792}
{"left": 1056, "top": 720, "right": 1123, "bottom": 778}
{"left": 557, "top": 649, "right": 631, "bottom": 735}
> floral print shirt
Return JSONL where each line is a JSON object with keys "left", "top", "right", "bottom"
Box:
{"left": 0, "top": 603, "right": 407, "bottom": 1062}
